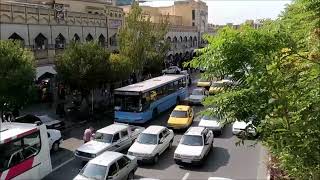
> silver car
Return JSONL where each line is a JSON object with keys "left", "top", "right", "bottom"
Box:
{"left": 199, "top": 115, "right": 224, "bottom": 135}
{"left": 74, "top": 151, "right": 137, "bottom": 180}
{"left": 186, "top": 88, "right": 207, "bottom": 105}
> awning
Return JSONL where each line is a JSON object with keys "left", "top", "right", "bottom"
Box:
{"left": 36, "top": 65, "right": 57, "bottom": 80}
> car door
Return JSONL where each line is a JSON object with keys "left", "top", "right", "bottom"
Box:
{"left": 112, "top": 133, "right": 121, "bottom": 152}
{"left": 162, "top": 129, "right": 171, "bottom": 151}
{"left": 119, "top": 130, "right": 130, "bottom": 151}
{"left": 203, "top": 130, "right": 213, "bottom": 156}
{"left": 188, "top": 109, "right": 194, "bottom": 125}
{"left": 47, "top": 132, "right": 53, "bottom": 150}
{"left": 106, "top": 162, "right": 120, "bottom": 180}
{"left": 116, "top": 156, "right": 132, "bottom": 180}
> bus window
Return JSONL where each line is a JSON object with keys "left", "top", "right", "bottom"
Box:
{"left": 0, "top": 131, "right": 40, "bottom": 172}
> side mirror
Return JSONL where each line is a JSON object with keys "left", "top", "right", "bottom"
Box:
{"left": 107, "top": 176, "right": 113, "bottom": 180}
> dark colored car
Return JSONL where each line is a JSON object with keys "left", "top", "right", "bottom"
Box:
{"left": 14, "top": 114, "right": 65, "bottom": 130}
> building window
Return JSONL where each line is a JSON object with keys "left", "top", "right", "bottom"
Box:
{"left": 192, "top": 22, "right": 195, "bottom": 26}
{"left": 192, "top": 10, "right": 195, "bottom": 20}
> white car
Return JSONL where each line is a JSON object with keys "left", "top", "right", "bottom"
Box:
{"left": 47, "top": 129, "right": 63, "bottom": 152}
{"left": 74, "top": 151, "right": 138, "bottom": 180}
{"left": 174, "top": 127, "right": 214, "bottom": 165}
{"left": 128, "top": 125, "right": 174, "bottom": 164}
{"left": 232, "top": 120, "right": 257, "bottom": 137}
{"left": 162, "top": 66, "right": 181, "bottom": 74}
{"left": 75, "top": 124, "right": 145, "bottom": 161}
{"left": 186, "top": 88, "right": 207, "bottom": 105}
{"left": 199, "top": 115, "right": 224, "bottom": 135}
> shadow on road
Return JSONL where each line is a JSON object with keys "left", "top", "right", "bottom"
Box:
{"left": 50, "top": 148, "right": 75, "bottom": 169}
{"left": 180, "top": 146, "right": 230, "bottom": 173}
{"left": 218, "top": 125, "right": 233, "bottom": 139}
{"left": 138, "top": 145, "right": 177, "bottom": 170}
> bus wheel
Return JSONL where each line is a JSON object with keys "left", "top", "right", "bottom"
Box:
{"left": 152, "top": 109, "right": 158, "bottom": 119}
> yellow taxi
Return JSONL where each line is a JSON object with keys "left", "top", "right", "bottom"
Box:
{"left": 209, "top": 79, "right": 233, "bottom": 95}
{"left": 196, "top": 78, "right": 211, "bottom": 89}
{"left": 167, "top": 105, "right": 194, "bottom": 129}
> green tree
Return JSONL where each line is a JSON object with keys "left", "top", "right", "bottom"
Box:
{"left": 189, "top": 0, "right": 320, "bottom": 178}
{"left": 109, "top": 53, "right": 132, "bottom": 82}
{"left": 118, "top": 1, "right": 169, "bottom": 76}
{"left": 55, "top": 42, "right": 110, "bottom": 102}
{"left": 0, "top": 40, "right": 36, "bottom": 117}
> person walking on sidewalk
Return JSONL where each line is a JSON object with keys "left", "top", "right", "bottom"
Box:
{"left": 83, "top": 126, "right": 94, "bottom": 143}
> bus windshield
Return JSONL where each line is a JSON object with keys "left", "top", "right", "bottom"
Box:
{"left": 114, "top": 95, "right": 144, "bottom": 112}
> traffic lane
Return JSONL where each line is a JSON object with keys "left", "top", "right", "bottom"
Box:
{"left": 44, "top": 158, "right": 83, "bottom": 180}
{"left": 135, "top": 106, "right": 263, "bottom": 180}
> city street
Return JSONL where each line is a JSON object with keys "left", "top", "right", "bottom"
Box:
{"left": 44, "top": 84, "right": 268, "bottom": 180}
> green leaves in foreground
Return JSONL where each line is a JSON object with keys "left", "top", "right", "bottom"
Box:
{"left": 0, "top": 40, "right": 36, "bottom": 112}
{"left": 189, "top": 0, "right": 320, "bottom": 178}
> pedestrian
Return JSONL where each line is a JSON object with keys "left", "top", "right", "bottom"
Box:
{"left": 83, "top": 126, "right": 94, "bottom": 143}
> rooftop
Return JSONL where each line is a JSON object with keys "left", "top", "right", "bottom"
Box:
{"left": 142, "top": 125, "right": 165, "bottom": 135}
{"left": 0, "top": 122, "right": 39, "bottom": 144}
{"left": 97, "top": 124, "right": 128, "bottom": 135}
{"left": 174, "top": 105, "right": 191, "bottom": 111}
{"left": 185, "top": 126, "right": 205, "bottom": 136}
{"left": 89, "top": 151, "right": 123, "bottom": 166}
{"left": 115, "top": 74, "right": 185, "bottom": 94}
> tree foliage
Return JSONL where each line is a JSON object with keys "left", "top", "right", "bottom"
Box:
{"left": 0, "top": 40, "right": 36, "bottom": 113}
{"left": 55, "top": 42, "right": 110, "bottom": 96}
{"left": 118, "top": 1, "right": 169, "bottom": 75}
{"left": 189, "top": 0, "right": 320, "bottom": 178}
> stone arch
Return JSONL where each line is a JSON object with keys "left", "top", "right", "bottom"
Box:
{"left": 55, "top": 33, "right": 66, "bottom": 49}
{"left": 98, "top": 34, "right": 106, "bottom": 47}
{"left": 34, "top": 33, "right": 48, "bottom": 49}
{"left": 179, "top": 36, "right": 183, "bottom": 42}
{"left": 8, "top": 32, "right": 25, "bottom": 46}
{"left": 110, "top": 33, "right": 117, "bottom": 46}
{"left": 73, "top": 33, "right": 80, "bottom": 42}
{"left": 13, "top": 15, "right": 25, "bottom": 23}
{"left": 166, "top": 36, "right": 172, "bottom": 42}
{"left": 86, "top": 34, "right": 93, "bottom": 42}
{"left": 193, "top": 36, "right": 197, "bottom": 47}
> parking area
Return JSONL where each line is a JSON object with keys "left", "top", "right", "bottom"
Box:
{"left": 44, "top": 103, "right": 268, "bottom": 180}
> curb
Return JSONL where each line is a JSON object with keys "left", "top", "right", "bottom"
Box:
{"left": 267, "top": 156, "right": 271, "bottom": 180}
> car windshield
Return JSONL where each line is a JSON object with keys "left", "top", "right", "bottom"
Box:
{"left": 80, "top": 163, "right": 107, "bottom": 180}
{"left": 192, "top": 89, "right": 203, "bottom": 95}
{"left": 171, "top": 110, "right": 187, "bottom": 118}
{"left": 137, "top": 133, "right": 158, "bottom": 145}
{"left": 94, "top": 132, "right": 113, "bottom": 143}
{"left": 181, "top": 135, "right": 203, "bottom": 146}
{"left": 202, "top": 115, "right": 220, "bottom": 121}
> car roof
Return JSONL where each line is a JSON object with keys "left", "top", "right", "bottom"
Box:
{"left": 185, "top": 126, "right": 205, "bottom": 136}
{"left": 143, "top": 125, "right": 165, "bottom": 135}
{"left": 97, "top": 124, "right": 128, "bottom": 135}
{"left": 89, "top": 151, "right": 123, "bottom": 166}
{"left": 0, "top": 122, "right": 39, "bottom": 144}
{"left": 174, "top": 105, "right": 190, "bottom": 111}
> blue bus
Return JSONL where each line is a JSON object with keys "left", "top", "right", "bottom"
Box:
{"left": 114, "top": 74, "right": 188, "bottom": 123}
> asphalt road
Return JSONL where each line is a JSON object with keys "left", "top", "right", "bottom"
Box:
{"left": 44, "top": 84, "right": 267, "bottom": 180}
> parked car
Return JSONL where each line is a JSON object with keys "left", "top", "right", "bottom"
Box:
{"left": 47, "top": 129, "right": 63, "bottom": 152}
{"left": 75, "top": 123, "right": 145, "bottom": 161}
{"left": 128, "top": 125, "right": 174, "bottom": 164}
{"left": 14, "top": 114, "right": 65, "bottom": 130}
{"left": 198, "top": 114, "right": 225, "bottom": 135}
{"left": 162, "top": 66, "right": 181, "bottom": 74}
{"left": 167, "top": 105, "right": 194, "bottom": 130}
{"left": 196, "top": 78, "right": 211, "bottom": 89}
{"left": 232, "top": 120, "right": 257, "bottom": 137}
{"left": 209, "top": 79, "right": 234, "bottom": 95}
{"left": 74, "top": 151, "right": 138, "bottom": 180}
{"left": 185, "top": 88, "right": 207, "bottom": 105}
{"left": 174, "top": 127, "right": 214, "bottom": 166}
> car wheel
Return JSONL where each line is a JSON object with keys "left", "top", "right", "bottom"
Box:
{"left": 153, "top": 154, "right": 159, "bottom": 164}
{"left": 52, "top": 141, "right": 60, "bottom": 152}
{"left": 127, "top": 171, "right": 134, "bottom": 180}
